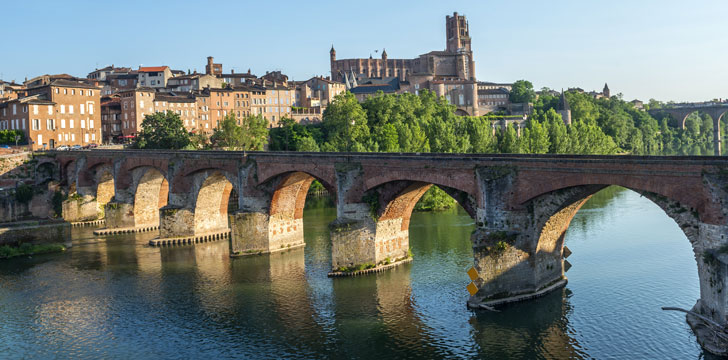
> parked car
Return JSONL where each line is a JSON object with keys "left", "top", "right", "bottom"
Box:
{"left": 70, "top": 145, "right": 82, "bottom": 151}
{"left": 84, "top": 143, "right": 99, "bottom": 149}
{"left": 55, "top": 145, "right": 70, "bottom": 151}
{"left": 0, "top": 145, "right": 10, "bottom": 149}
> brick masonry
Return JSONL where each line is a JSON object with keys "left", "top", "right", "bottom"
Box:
{"left": 39, "top": 150, "right": 728, "bottom": 353}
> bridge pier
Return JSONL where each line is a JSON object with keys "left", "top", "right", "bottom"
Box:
{"left": 61, "top": 187, "right": 101, "bottom": 222}
{"left": 229, "top": 211, "right": 305, "bottom": 255}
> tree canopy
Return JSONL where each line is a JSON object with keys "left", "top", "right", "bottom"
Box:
{"left": 134, "top": 111, "right": 191, "bottom": 150}
{"left": 210, "top": 114, "right": 269, "bottom": 151}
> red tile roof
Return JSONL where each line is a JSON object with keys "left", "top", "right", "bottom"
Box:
{"left": 138, "top": 66, "right": 169, "bottom": 72}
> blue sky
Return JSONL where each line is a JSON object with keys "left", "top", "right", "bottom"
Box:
{"left": 2, "top": 0, "right": 726, "bottom": 102}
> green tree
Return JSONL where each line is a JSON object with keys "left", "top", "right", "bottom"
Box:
{"left": 498, "top": 123, "right": 521, "bottom": 153}
{"left": 135, "top": 111, "right": 190, "bottom": 149}
{"left": 509, "top": 80, "right": 536, "bottom": 103}
{"left": 210, "top": 113, "right": 268, "bottom": 151}
{"left": 521, "top": 119, "right": 550, "bottom": 154}
{"left": 322, "top": 92, "right": 370, "bottom": 151}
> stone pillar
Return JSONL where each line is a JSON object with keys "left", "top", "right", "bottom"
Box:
{"left": 466, "top": 169, "right": 596, "bottom": 308}
{"left": 103, "top": 201, "right": 134, "bottom": 228}
{"left": 61, "top": 192, "right": 99, "bottom": 222}
{"left": 714, "top": 115, "right": 722, "bottom": 156}
{"left": 158, "top": 206, "right": 195, "bottom": 238}
{"left": 228, "top": 164, "right": 306, "bottom": 256}
{"left": 229, "top": 210, "right": 304, "bottom": 255}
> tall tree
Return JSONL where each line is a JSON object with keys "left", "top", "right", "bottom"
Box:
{"left": 321, "top": 92, "right": 369, "bottom": 151}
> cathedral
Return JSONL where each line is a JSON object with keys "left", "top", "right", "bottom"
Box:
{"left": 330, "top": 12, "right": 479, "bottom": 116}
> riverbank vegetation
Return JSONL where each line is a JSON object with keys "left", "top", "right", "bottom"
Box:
{"left": 0, "top": 243, "right": 66, "bottom": 259}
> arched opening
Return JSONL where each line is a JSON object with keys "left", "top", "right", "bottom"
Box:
{"left": 363, "top": 181, "right": 476, "bottom": 266}
{"left": 194, "top": 172, "right": 234, "bottom": 234}
{"left": 531, "top": 185, "right": 702, "bottom": 357}
{"left": 133, "top": 168, "right": 168, "bottom": 228}
{"left": 267, "top": 171, "right": 336, "bottom": 248}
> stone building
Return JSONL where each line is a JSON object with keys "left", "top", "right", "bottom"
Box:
{"left": 331, "top": 12, "right": 479, "bottom": 116}
{"left": 117, "top": 87, "right": 158, "bottom": 138}
{"left": 137, "top": 66, "right": 173, "bottom": 88}
{"left": 0, "top": 80, "right": 23, "bottom": 101}
{"left": 166, "top": 73, "right": 223, "bottom": 92}
{"left": 294, "top": 76, "right": 346, "bottom": 108}
{"left": 0, "top": 79, "right": 102, "bottom": 150}
{"left": 205, "top": 56, "right": 222, "bottom": 76}
{"left": 87, "top": 65, "right": 131, "bottom": 82}
{"left": 100, "top": 95, "right": 122, "bottom": 143}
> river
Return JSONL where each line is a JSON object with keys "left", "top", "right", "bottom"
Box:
{"left": 0, "top": 187, "right": 707, "bottom": 358}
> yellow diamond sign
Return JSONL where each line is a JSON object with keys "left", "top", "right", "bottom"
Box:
{"left": 467, "top": 267, "right": 479, "bottom": 281}
{"left": 466, "top": 282, "right": 479, "bottom": 296}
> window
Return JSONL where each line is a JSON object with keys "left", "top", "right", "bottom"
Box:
{"left": 69, "top": 105, "right": 74, "bottom": 114}
{"left": 80, "top": 90, "right": 84, "bottom": 96}
{"left": 70, "top": 119, "right": 74, "bottom": 128}
{"left": 46, "top": 119, "right": 54, "bottom": 130}
{"left": 55, "top": 88, "right": 59, "bottom": 94}
{"left": 89, "top": 104, "right": 94, "bottom": 114}
{"left": 61, "top": 119, "right": 66, "bottom": 128}
{"left": 32, "top": 119, "right": 40, "bottom": 130}
{"left": 90, "top": 120, "right": 94, "bottom": 128}
{"left": 48, "top": 106, "right": 52, "bottom": 115}
{"left": 81, "top": 120, "right": 85, "bottom": 128}
{"left": 85, "top": 133, "right": 89, "bottom": 143}
{"left": 71, "top": 133, "right": 75, "bottom": 142}
{"left": 63, "top": 89, "right": 67, "bottom": 95}
{"left": 90, "top": 90, "right": 94, "bottom": 96}
{"left": 140, "top": 100, "right": 144, "bottom": 108}
{"left": 71, "top": 89, "right": 75, "bottom": 95}
{"left": 60, "top": 105, "right": 65, "bottom": 114}
{"left": 64, "top": 133, "right": 68, "bottom": 141}
{"left": 80, "top": 104, "right": 85, "bottom": 114}
{"left": 92, "top": 133, "right": 96, "bottom": 141}
{"left": 33, "top": 105, "right": 38, "bottom": 114}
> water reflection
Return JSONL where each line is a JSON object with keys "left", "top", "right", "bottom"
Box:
{"left": 0, "top": 188, "right": 706, "bottom": 358}
{"left": 470, "top": 288, "right": 585, "bottom": 359}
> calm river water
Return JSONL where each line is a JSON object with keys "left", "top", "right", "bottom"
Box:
{"left": 0, "top": 187, "right": 709, "bottom": 359}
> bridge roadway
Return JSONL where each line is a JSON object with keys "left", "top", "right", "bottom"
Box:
{"left": 45, "top": 150, "right": 728, "bottom": 354}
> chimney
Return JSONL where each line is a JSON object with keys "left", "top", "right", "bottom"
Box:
{"left": 231, "top": 69, "right": 235, "bottom": 74}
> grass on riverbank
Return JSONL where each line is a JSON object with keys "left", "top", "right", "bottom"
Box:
{"left": 0, "top": 243, "right": 66, "bottom": 259}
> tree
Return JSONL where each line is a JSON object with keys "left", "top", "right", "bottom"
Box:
{"left": 521, "top": 119, "right": 550, "bottom": 154}
{"left": 322, "top": 92, "right": 370, "bottom": 151}
{"left": 509, "top": 80, "right": 536, "bottom": 104}
{"left": 498, "top": 123, "right": 521, "bottom": 153}
{"left": 135, "top": 111, "right": 190, "bottom": 149}
{"left": 210, "top": 113, "right": 269, "bottom": 151}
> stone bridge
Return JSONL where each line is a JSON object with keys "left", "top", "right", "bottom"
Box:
{"left": 49, "top": 150, "right": 728, "bottom": 353}
{"left": 648, "top": 104, "right": 728, "bottom": 155}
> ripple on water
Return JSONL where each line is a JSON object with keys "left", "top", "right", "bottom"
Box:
{"left": 0, "top": 189, "right": 708, "bottom": 358}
